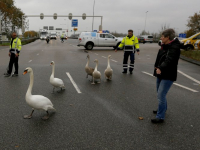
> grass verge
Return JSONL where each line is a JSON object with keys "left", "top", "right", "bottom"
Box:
{"left": 181, "top": 50, "right": 200, "bottom": 61}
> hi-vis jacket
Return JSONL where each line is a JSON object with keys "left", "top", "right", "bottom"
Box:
{"left": 118, "top": 35, "right": 140, "bottom": 52}
{"left": 10, "top": 38, "right": 22, "bottom": 54}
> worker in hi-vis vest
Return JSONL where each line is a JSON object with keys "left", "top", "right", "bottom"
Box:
{"left": 61, "top": 34, "right": 64, "bottom": 43}
{"left": 115, "top": 29, "right": 139, "bottom": 74}
{"left": 4, "top": 32, "right": 22, "bottom": 77}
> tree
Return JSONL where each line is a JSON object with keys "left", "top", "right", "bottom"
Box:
{"left": 140, "top": 30, "right": 150, "bottom": 35}
{"left": 24, "top": 31, "right": 38, "bottom": 38}
{"left": 0, "top": 0, "right": 25, "bottom": 37}
{"left": 185, "top": 29, "right": 196, "bottom": 38}
{"left": 187, "top": 12, "right": 200, "bottom": 33}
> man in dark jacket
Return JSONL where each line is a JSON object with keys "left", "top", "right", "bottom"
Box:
{"left": 152, "top": 29, "right": 180, "bottom": 123}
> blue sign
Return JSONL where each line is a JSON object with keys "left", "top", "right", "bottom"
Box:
{"left": 93, "top": 30, "right": 97, "bottom": 32}
{"left": 72, "top": 19, "right": 78, "bottom": 27}
{"left": 179, "top": 33, "right": 186, "bottom": 38}
{"left": 103, "top": 30, "right": 106, "bottom": 33}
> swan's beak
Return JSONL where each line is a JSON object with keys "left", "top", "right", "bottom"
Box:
{"left": 23, "top": 70, "right": 27, "bottom": 75}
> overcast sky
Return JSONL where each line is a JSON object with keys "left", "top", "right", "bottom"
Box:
{"left": 15, "top": 0, "right": 200, "bottom": 35}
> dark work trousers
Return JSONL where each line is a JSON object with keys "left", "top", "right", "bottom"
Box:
{"left": 123, "top": 51, "right": 135, "bottom": 72}
{"left": 7, "top": 53, "right": 19, "bottom": 74}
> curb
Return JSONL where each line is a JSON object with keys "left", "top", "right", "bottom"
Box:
{"left": 180, "top": 55, "right": 200, "bottom": 66}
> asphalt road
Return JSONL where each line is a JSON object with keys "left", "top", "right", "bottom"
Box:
{"left": 0, "top": 39, "right": 200, "bottom": 150}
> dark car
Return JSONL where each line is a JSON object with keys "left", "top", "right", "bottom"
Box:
{"left": 138, "top": 37, "right": 145, "bottom": 44}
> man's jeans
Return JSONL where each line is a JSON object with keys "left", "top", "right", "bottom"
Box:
{"left": 156, "top": 78, "right": 173, "bottom": 119}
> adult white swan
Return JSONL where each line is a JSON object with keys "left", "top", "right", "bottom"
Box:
{"left": 85, "top": 54, "right": 94, "bottom": 79}
{"left": 50, "top": 61, "right": 65, "bottom": 93}
{"left": 92, "top": 59, "right": 101, "bottom": 84}
{"left": 23, "top": 67, "right": 55, "bottom": 120}
{"left": 104, "top": 55, "right": 113, "bottom": 80}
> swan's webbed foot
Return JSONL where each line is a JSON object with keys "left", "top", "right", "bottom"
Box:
{"left": 42, "top": 111, "right": 49, "bottom": 120}
{"left": 24, "top": 115, "right": 32, "bottom": 119}
{"left": 24, "top": 110, "right": 34, "bottom": 119}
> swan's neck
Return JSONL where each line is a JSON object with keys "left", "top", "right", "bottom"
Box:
{"left": 86, "top": 58, "right": 89, "bottom": 67}
{"left": 51, "top": 65, "right": 55, "bottom": 78}
{"left": 107, "top": 57, "right": 111, "bottom": 69}
{"left": 95, "top": 61, "right": 98, "bottom": 71}
{"left": 27, "top": 72, "right": 34, "bottom": 96}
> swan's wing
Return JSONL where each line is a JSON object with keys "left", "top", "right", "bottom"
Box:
{"left": 51, "top": 78, "right": 64, "bottom": 87}
{"left": 26, "top": 95, "right": 53, "bottom": 110}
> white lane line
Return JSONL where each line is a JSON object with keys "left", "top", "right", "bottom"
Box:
{"left": 173, "top": 83, "right": 198, "bottom": 93}
{"left": 142, "top": 71, "right": 199, "bottom": 93}
{"left": 42, "top": 50, "right": 44, "bottom": 51}
{"left": 28, "top": 60, "right": 32, "bottom": 63}
{"left": 178, "top": 70, "right": 200, "bottom": 85}
{"left": 111, "top": 59, "right": 118, "bottom": 62}
{"left": 102, "top": 56, "right": 107, "bottom": 58}
{"left": 37, "top": 53, "right": 39, "bottom": 55}
{"left": 66, "top": 72, "right": 82, "bottom": 94}
{"left": 95, "top": 53, "right": 98, "bottom": 55}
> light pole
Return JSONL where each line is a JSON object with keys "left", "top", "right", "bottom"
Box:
{"left": 144, "top": 11, "right": 148, "bottom": 33}
{"left": 92, "top": 0, "right": 95, "bottom": 31}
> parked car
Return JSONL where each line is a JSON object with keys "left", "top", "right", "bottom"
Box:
{"left": 77, "top": 32, "right": 123, "bottom": 50}
{"left": 180, "top": 32, "right": 200, "bottom": 50}
{"left": 140, "top": 35, "right": 153, "bottom": 43}
{"left": 138, "top": 37, "right": 145, "bottom": 44}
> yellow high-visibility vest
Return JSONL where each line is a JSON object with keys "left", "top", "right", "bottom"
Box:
{"left": 118, "top": 35, "right": 139, "bottom": 51}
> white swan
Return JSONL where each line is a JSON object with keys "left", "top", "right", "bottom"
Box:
{"left": 50, "top": 61, "right": 65, "bottom": 93}
{"left": 92, "top": 59, "right": 101, "bottom": 84}
{"left": 85, "top": 55, "right": 94, "bottom": 79}
{"left": 104, "top": 55, "right": 113, "bottom": 80}
{"left": 23, "top": 67, "right": 55, "bottom": 120}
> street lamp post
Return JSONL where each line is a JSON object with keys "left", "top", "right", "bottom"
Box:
{"left": 92, "top": 0, "right": 95, "bottom": 31}
{"left": 144, "top": 11, "right": 148, "bottom": 33}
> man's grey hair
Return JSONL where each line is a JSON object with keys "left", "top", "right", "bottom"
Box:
{"left": 162, "top": 29, "right": 175, "bottom": 41}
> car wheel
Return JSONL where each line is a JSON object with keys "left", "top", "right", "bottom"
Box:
{"left": 185, "top": 45, "right": 193, "bottom": 51}
{"left": 86, "top": 43, "right": 93, "bottom": 50}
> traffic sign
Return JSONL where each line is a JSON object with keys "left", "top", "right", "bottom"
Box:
{"left": 93, "top": 30, "right": 97, "bottom": 32}
{"left": 72, "top": 19, "right": 78, "bottom": 27}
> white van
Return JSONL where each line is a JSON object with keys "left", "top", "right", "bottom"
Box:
{"left": 140, "top": 35, "right": 153, "bottom": 43}
{"left": 77, "top": 32, "right": 123, "bottom": 50}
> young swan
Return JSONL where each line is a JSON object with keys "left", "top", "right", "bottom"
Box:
{"left": 50, "top": 61, "right": 65, "bottom": 93}
{"left": 92, "top": 59, "right": 101, "bottom": 84}
{"left": 104, "top": 55, "right": 113, "bottom": 80}
{"left": 23, "top": 67, "right": 55, "bottom": 120}
{"left": 85, "top": 55, "right": 94, "bottom": 79}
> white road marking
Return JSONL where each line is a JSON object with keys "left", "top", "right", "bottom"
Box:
{"left": 66, "top": 72, "right": 82, "bottom": 94}
{"left": 28, "top": 60, "right": 32, "bottom": 63}
{"left": 173, "top": 83, "right": 198, "bottom": 93}
{"left": 95, "top": 53, "right": 98, "bottom": 55}
{"left": 102, "top": 56, "right": 107, "bottom": 58}
{"left": 111, "top": 59, "right": 118, "bottom": 62}
{"left": 37, "top": 53, "right": 39, "bottom": 55}
{"left": 178, "top": 70, "right": 200, "bottom": 85}
{"left": 142, "top": 71, "right": 199, "bottom": 93}
{"left": 42, "top": 50, "right": 44, "bottom": 51}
